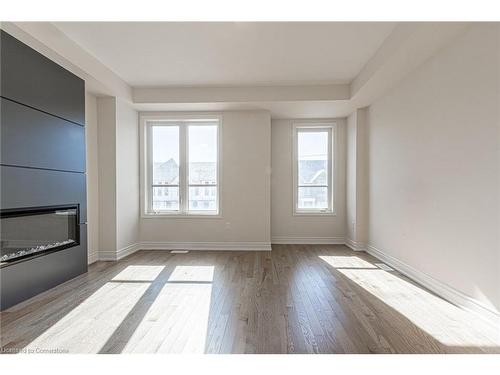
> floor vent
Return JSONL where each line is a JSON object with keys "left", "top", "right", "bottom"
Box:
{"left": 170, "top": 250, "right": 189, "bottom": 254}
{"left": 375, "top": 263, "right": 394, "bottom": 271}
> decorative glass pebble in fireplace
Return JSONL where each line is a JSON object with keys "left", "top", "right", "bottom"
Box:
{"left": 0, "top": 205, "right": 79, "bottom": 264}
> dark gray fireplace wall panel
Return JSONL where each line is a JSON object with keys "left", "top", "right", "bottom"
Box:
{"left": 1, "top": 165, "right": 87, "bottom": 223}
{"left": 1, "top": 31, "right": 87, "bottom": 311}
{"left": 0, "top": 225, "right": 88, "bottom": 310}
{"left": 1, "top": 98, "right": 86, "bottom": 173}
{"left": 0, "top": 30, "right": 85, "bottom": 125}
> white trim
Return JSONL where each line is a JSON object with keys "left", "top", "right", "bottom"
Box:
{"left": 98, "top": 250, "right": 118, "bottom": 261}
{"left": 141, "top": 213, "right": 223, "bottom": 219}
{"left": 139, "top": 113, "right": 222, "bottom": 219}
{"left": 117, "top": 243, "right": 141, "bottom": 260}
{"left": 366, "top": 244, "right": 500, "bottom": 328}
{"left": 292, "top": 121, "right": 337, "bottom": 216}
{"left": 87, "top": 251, "right": 99, "bottom": 265}
{"left": 292, "top": 211, "right": 337, "bottom": 217}
{"left": 140, "top": 241, "right": 271, "bottom": 251}
{"left": 345, "top": 238, "right": 367, "bottom": 251}
{"left": 98, "top": 243, "right": 141, "bottom": 261}
{"left": 271, "top": 236, "right": 345, "bottom": 245}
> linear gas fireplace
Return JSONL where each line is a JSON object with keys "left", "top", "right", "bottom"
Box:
{"left": 0, "top": 205, "right": 80, "bottom": 267}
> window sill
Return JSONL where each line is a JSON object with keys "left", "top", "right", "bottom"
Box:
{"left": 293, "top": 211, "right": 337, "bottom": 217}
{"left": 142, "top": 213, "right": 223, "bottom": 219}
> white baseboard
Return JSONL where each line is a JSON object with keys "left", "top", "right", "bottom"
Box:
{"left": 345, "top": 238, "right": 367, "bottom": 251}
{"left": 98, "top": 243, "right": 141, "bottom": 261}
{"left": 98, "top": 250, "right": 117, "bottom": 261}
{"left": 366, "top": 244, "right": 500, "bottom": 328}
{"left": 140, "top": 241, "right": 272, "bottom": 251}
{"left": 271, "top": 236, "right": 345, "bottom": 245}
{"left": 87, "top": 251, "right": 99, "bottom": 265}
{"left": 117, "top": 243, "right": 141, "bottom": 260}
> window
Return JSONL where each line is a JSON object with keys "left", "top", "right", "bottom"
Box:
{"left": 144, "top": 117, "right": 220, "bottom": 216}
{"left": 293, "top": 123, "right": 335, "bottom": 214}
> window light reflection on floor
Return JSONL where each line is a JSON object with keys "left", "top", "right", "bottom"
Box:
{"left": 318, "top": 255, "right": 500, "bottom": 348}
{"left": 168, "top": 265, "right": 215, "bottom": 283}
{"left": 24, "top": 278, "right": 150, "bottom": 353}
{"left": 111, "top": 265, "right": 166, "bottom": 281}
{"left": 124, "top": 265, "right": 215, "bottom": 353}
{"left": 23, "top": 264, "right": 216, "bottom": 353}
{"left": 319, "top": 255, "right": 377, "bottom": 269}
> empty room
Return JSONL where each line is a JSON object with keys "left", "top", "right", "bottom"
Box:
{"left": 1, "top": 4, "right": 500, "bottom": 369}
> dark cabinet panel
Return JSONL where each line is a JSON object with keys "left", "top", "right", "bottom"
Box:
{"left": 1, "top": 165, "right": 87, "bottom": 223}
{"left": 0, "top": 225, "right": 88, "bottom": 310}
{"left": 1, "top": 98, "right": 86, "bottom": 172}
{"left": 0, "top": 30, "right": 85, "bottom": 125}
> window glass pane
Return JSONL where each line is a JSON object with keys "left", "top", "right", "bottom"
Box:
{"left": 189, "top": 186, "right": 217, "bottom": 211}
{"left": 152, "top": 187, "right": 179, "bottom": 211}
{"left": 188, "top": 124, "right": 217, "bottom": 185}
{"left": 152, "top": 125, "right": 179, "bottom": 185}
{"left": 298, "top": 187, "right": 328, "bottom": 209}
{"left": 298, "top": 131, "right": 328, "bottom": 186}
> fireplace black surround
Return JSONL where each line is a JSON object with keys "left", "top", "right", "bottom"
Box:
{"left": 0, "top": 205, "right": 80, "bottom": 267}
{"left": 1, "top": 30, "right": 87, "bottom": 309}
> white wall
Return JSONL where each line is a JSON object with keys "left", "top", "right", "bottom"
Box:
{"left": 116, "top": 99, "right": 140, "bottom": 251}
{"left": 356, "top": 109, "right": 368, "bottom": 246}
{"left": 346, "top": 112, "right": 357, "bottom": 243}
{"left": 366, "top": 24, "right": 500, "bottom": 314}
{"left": 96, "top": 97, "right": 117, "bottom": 255}
{"left": 271, "top": 118, "right": 346, "bottom": 243}
{"left": 85, "top": 93, "right": 99, "bottom": 264}
{"left": 346, "top": 109, "right": 368, "bottom": 249}
{"left": 139, "top": 110, "right": 271, "bottom": 247}
{"left": 95, "top": 96, "right": 140, "bottom": 259}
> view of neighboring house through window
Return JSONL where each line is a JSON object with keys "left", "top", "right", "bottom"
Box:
{"left": 152, "top": 125, "right": 180, "bottom": 211}
{"left": 147, "top": 118, "right": 219, "bottom": 215}
{"left": 188, "top": 125, "right": 218, "bottom": 211}
{"left": 294, "top": 123, "right": 334, "bottom": 214}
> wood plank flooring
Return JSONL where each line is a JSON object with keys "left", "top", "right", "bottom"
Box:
{"left": 1, "top": 245, "right": 499, "bottom": 354}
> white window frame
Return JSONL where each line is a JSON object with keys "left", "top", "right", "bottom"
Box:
{"left": 140, "top": 113, "right": 222, "bottom": 218}
{"left": 292, "top": 122, "right": 336, "bottom": 216}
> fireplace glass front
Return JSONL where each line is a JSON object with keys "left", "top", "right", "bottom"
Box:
{"left": 0, "top": 205, "right": 79, "bottom": 266}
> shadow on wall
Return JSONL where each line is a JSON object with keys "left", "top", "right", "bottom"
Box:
{"left": 0, "top": 247, "right": 498, "bottom": 353}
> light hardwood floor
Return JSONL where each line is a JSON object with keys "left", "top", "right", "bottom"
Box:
{"left": 1, "top": 245, "right": 499, "bottom": 354}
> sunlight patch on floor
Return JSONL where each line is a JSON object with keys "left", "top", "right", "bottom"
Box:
{"left": 24, "top": 281, "right": 150, "bottom": 353}
{"left": 120, "top": 265, "right": 215, "bottom": 353}
{"left": 111, "top": 265, "right": 165, "bottom": 281}
{"left": 168, "top": 265, "right": 215, "bottom": 282}
{"left": 319, "top": 255, "right": 378, "bottom": 269}
{"left": 319, "top": 255, "right": 500, "bottom": 348}
{"left": 22, "top": 264, "right": 215, "bottom": 353}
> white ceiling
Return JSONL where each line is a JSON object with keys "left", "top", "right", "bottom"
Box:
{"left": 53, "top": 22, "right": 396, "bottom": 87}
